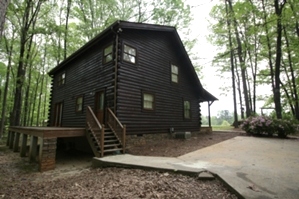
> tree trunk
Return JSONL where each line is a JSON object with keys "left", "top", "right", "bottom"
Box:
{"left": 225, "top": 1, "right": 238, "bottom": 127}
{"left": 64, "top": 0, "right": 72, "bottom": 59}
{"left": 10, "top": 0, "right": 43, "bottom": 126}
{"left": 227, "top": 0, "right": 251, "bottom": 117}
{"left": 261, "top": 0, "right": 276, "bottom": 111}
{"left": 0, "top": 35, "right": 13, "bottom": 137}
{"left": 283, "top": 26, "right": 299, "bottom": 119}
{"left": 273, "top": 0, "right": 285, "bottom": 119}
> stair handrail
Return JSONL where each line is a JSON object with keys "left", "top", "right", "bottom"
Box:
{"left": 107, "top": 108, "right": 126, "bottom": 153}
{"left": 86, "top": 106, "right": 104, "bottom": 157}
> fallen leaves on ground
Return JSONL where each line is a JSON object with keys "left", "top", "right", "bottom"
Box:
{"left": 0, "top": 131, "right": 241, "bottom": 199}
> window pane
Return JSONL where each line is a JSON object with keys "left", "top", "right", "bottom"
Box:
{"left": 58, "top": 72, "right": 66, "bottom": 86}
{"left": 104, "top": 45, "right": 112, "bottom": 55}
{"left": 171, "top": 74, "right": 178, "bottom": 83}
{"left": 123, "top": 54, "right": 136, "bottom": 63}
{"left": 124, "top": 45, "right": 136, "bottom": 55}
{"left": 184, "top": 101, "right": 190, "bottom": 118}
{"left": 103, "top": 45, "right": 113, "bottom": 64}
{"left": 76, "top": 97, "right": 83, "bottom": 112}
{"left": 143, "top": 93, "right": 154, "bottom": 109}
{"left": 104, "top": 54, "right": 113, "bottom": 63}
{"left": 144, "top": 94, "right": 153, "bottom": 101}
{"left": 171, "top": 65, "right": 178, "bottom": 74}
{"left": 123, "top": 45, "right": 136, "bottom": 64}
{"left": 171, "top": 65, "right": 178, "bottom": 83}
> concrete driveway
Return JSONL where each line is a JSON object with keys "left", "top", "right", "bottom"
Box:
{"left": 177, "top": 136, "right": 299, "bottom": 199}
{"left": 94, "top": 136, "right": 299, "bottom": 199}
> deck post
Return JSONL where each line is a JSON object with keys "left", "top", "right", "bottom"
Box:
{"left": 39, "top": 137, "right": 57, "bottom": 172}
{"left": 13, "top": 132, "right": 20, "bottom": 152}
{"left": 6, "top": 131, "right": 10, "bottom": 146}
{"left": 29, "top": 136, "right": 38, "bottom": 162}
{"left": 8, "top": 131, "right": 15, "bottom": 149}
{"left": 20, "top": 134, "right": 28, "bottom": 157}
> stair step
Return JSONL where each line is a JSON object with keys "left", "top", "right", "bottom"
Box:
{"left": 104, "top": 135, "right": 116, "bottom": 139}
{"left": 93, "top": 132, "right": 113, "bottom": 136}
{"left": 103, "top": 148, "right": 123, "bottom": 153}
{"left": 104, "top": 139, "right": 118, "bottom": 143}
{"left": 104, "top": 143, "right": 121, "bottom": 148}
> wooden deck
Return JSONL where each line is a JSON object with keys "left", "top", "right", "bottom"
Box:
{"left": 9, "top": 126, "right": 85, "bottom": 138}
{"left": 7, "top": 126, "right": 86, "bottom": 172}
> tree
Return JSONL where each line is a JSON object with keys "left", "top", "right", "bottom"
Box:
{"left": 209, "top": 0, "right": 299, "bottom": 120}
{"left": 10, "top": 0, "right": 45, "bottom": 126}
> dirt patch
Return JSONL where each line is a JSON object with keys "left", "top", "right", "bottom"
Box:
{"left": 0, "top": 131, "right": 242, "bottom": 199}
{"left": 126, "top": 131, "right": 243, "bottom": 157}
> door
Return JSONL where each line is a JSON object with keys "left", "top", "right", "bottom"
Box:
{"left": 95, "top": 91, "right": 105, "bottom": 124}
{"left": 54, "top": 102, "right": 63, "bottom": 126}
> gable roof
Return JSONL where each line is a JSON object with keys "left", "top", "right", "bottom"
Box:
{"left": 48, "top": 20, "right": 217, "bottom": 102}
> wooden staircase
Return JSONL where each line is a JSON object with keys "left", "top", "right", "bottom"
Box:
{"left": 85, "top": 106, "right": 126, "bottom": 157}
{"left": 86, "top": 124, "right": 122, "bottom": 157}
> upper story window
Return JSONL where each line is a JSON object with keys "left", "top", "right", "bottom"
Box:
{"left": 76, "top": 95, "right": 83, "bottom": 112}
{"left": 143, "top": 92, "right": 155, "bottom": 110}
{"left": 123, "top": 44, "right": 136, "bottom": 64}
{"left": 184, "top": 100, "right": 191, "bottom": 119}
{"left": 171, "top": 64, "right": 178, "bottom": 83}
{"left": 103, "top": 44, "right": 113, "bottom": 64}
{"left": 58, "top": 72, "right": 65, "bottom": 86}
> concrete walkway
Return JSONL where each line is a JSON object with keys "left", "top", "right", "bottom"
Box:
{"left": 93, "top": 136, "right": 299, "bottom": 199}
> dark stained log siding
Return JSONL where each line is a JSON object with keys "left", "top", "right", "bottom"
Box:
{"left": 49, "top": 36, "right": 115, "bottom": 127}
{"left": 117, "top": 29, "right": 201, "bottom": 134}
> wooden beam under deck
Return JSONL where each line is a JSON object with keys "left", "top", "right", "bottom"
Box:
{"left": 9, "top": 126, "right": 85, "bottom": 138}
{"left": 7, "top": 126, "right": 86, "bottom": 172}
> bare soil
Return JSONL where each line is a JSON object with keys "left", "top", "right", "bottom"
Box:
{"left": 0, "top": 131, "right": 242, "bottom": 199}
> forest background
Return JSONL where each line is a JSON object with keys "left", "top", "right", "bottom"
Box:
{"left": 0, "top": 0, "right": 298, "bottom": 137}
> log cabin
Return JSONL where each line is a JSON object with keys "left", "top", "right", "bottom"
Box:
{"left": 7, "top": 20, "right": 217, "bottom": 171}
{"left": 48, "top": 20, "right": 217, "bottom": 155}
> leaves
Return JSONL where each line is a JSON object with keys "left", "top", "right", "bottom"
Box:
{"left": 209, "top": 0, "right": 299, "bottom": 119}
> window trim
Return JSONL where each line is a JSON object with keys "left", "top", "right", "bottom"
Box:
{"left": 142, "top": 91, "right": 155, "bottom": 111}
{"left": 75, "top": 95, "right": 84, "bottom": 113}
{"left": 123, "top": 44, "right": 137, "bottom": 64}
{"left": 58, "top": 72, "right": 66, "bottom": 86}
{"left": 183, "top": 100, "right": 191, "bottom": 119}
{"left": 171, "top": 64, "right": 178, "bottom": 83}
{"left": 103, "top": 44, "right": 113, "bottom": 64}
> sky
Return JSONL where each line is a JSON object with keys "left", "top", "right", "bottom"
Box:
{"left": 184, "top": 0, "right": 233, "bottom": 116}
{"left": 184, "top": 0, "right": 270, "bottom": 117}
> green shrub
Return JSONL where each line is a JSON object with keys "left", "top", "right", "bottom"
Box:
{"left": 240, "top": 116, "right": 297, "bottom": 138}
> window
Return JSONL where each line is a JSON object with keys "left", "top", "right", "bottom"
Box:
{"left": 171, "top": 64, "right": 178, "bottom": 83}
{"left": 58, "top": 72, "right": 65, "bottom": 86}
{"left": 103, "top": 45, "right": 113, "bottom": 64}
{"left": 76, "top": 96, "right": 83, "bottom": 112}
{"left": 184, "top": 100, "right": 191, "bottom": 119}
{"left": 143, "top": 93, "right": 154, "bottom": 110}
{"left": 123, "top": 44, "right": 136, "bottom": 64}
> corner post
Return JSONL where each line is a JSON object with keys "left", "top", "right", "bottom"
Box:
{"left": 20, "top": 134, "right": 28, "bottom": 157}
{"left": 13, "top": 132, "right": 20, "bottom": 152}
{"left": 29, "top": 136, "right": 38, "bottom": 162}
{"left": 8, "top": 131, "right": 15, "bottom": 149}
{"left": 39, "top": 137, "right": 57, "bottom": 172}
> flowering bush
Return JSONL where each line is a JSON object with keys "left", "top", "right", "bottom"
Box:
{"left": 272, "top": 118, "right": 297, "bottom": 138}
{"left": 240, "top": 116, "right": 297, "bottom": 138}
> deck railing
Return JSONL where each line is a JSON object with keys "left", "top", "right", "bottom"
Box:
{"left": 106, "top": 108, "right": 126, "bottom": 153}
{"left": 86, "top": 106, "right": 105, "bottom": 157}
